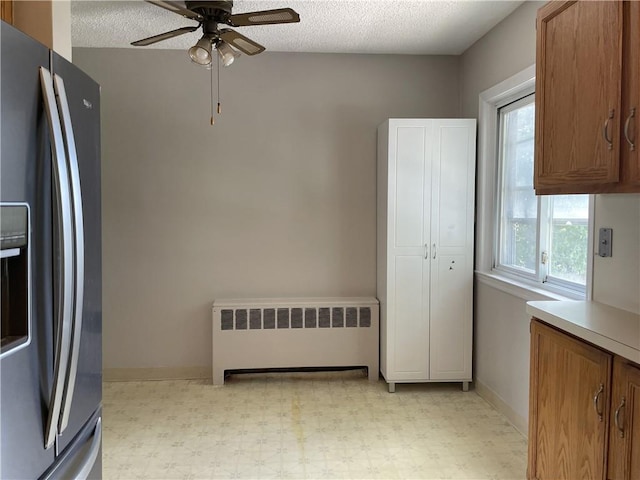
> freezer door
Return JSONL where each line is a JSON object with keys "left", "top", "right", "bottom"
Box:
{"left": 51, "top": 53, "right": 102, "bottom": 453}
{"left": 0, "top": 22, "right": 56, "bottom": 479}
{"left": 41, "top": 409, "right": 102, "bottom": 480}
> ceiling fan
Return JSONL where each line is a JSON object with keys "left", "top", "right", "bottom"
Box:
{"left": 131, "top": 1, "right": 301, "bottom": 67}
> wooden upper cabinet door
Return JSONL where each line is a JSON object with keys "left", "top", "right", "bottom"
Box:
{"left": 1, "top": 1, "right": 13, "bottom": 24}
{"left": 528, "top": 320, "right": 612, "bottom": 480}
{"left": 535, "top": 1, "right": 623, "bottom": 194}
{"left": 619, "top": 0, "right": 640, "bottom": 188}
{"left": 607, "top": 359, "right": 640, "bottom": 480}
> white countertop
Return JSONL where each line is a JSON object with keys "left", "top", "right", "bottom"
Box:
{"left": 526, "top": 301, "right": 640, "bottom": 364}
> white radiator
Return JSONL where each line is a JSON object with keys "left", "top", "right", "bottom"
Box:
{"left": 212, "top": 297, "right": 379, "bottom": 385}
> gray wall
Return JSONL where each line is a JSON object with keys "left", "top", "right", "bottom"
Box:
{"left": 73, "top": 48, "right": 460, "bottom": 371}
{"left": 460, "top": 0, "right": 640, "bottom": 434}
{"left": 459, "top": 0, "right": 542, "bottom": 434}
{"left": 459, "top": 1, "right": 543, "bottom": 118}
{"left": 592, "top": 195, "right": 640, "bottom": 314}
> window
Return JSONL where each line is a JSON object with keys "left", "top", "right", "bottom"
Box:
{"left": 495, "top": 94, "right": 589, "bottom": 296}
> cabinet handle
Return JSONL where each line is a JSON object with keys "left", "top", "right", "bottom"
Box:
{"left": 624, "top": 108, "right": 636, "bottom": 151}
{"left": 593, "top": 383, "right": 604, "bottom": 422}
{"left": 614, "top": 397, "right": 626, "bottom": 438}
{"left": 432, "top": 243, "right": 436, "bottom": 259}
{"left": 603, "top": 110, "right": 614, "bottom": 151}
{"left": 424, "top": 243, "right": 428, "bottom": 259}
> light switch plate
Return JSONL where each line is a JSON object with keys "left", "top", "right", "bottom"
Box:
{"left": 598, "top": 228, "right": 613, "bottom": 257}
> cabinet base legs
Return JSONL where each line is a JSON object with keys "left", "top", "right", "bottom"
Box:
{"left": 388, "top": 382, "right": 396, "bottom": 393}
{"left": 462, "top": 381, "right": 469, "bottom": 392}
{"left": 212, "top": 369, "right": 225, "bottom": 386}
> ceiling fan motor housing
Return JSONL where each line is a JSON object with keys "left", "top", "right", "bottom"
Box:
{"left": 187, "top": 1, "right": 232, "bottom": 19}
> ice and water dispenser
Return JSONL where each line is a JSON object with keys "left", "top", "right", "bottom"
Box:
{"left": 1, "top": 204, "right": 30, "bottom": 357}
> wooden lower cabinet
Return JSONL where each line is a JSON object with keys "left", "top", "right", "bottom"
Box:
{"left": 528, "top": 320, "right": 612, "bottom": 480}
{"left": 608, "top": 358, "right": 640, "bottom": 479}
{"left": 528, "top": 319, "right": 640, "bottom": 480}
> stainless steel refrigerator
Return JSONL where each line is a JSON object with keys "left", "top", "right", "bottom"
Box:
{"left": 1, "top": 21, "right": 102, "bottom": 479}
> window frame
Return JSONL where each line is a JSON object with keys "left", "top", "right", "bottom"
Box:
{"left": 494, "top": 93, "right": 538, "bottom": 281}
{"left": 476, "top": 65, "right": 594, "bottom": 301}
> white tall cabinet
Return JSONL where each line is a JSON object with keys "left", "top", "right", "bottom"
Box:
{"left": 377, "top": 119, "right": 476, "bottom": 393}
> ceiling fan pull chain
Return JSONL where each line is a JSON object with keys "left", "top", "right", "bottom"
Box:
{"left": 214, "top": 57, "right": 216, "bottom": 126}
{"left": 217, "top": 53, "right": 222, "bottom": 115}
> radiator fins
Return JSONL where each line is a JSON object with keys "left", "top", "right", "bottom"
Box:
{"left": 220, "top": 306, "right": 372, "bottom": 331}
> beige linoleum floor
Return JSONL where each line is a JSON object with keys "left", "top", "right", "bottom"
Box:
{"left": 103, "top": 370, "right": 527, "bottom": 480}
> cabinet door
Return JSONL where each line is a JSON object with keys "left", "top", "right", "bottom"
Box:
{"left": 528, "top": 320, "right": 612, "bottom": 480}
{"left": 428, "top": 120, "right": 475, "bottom": 381}
{"left": 429, "top": 253, "right": 470, "bottom": 380}
{"left": 386, "top": 121, "right": 431, "bottom": 380}
{"left": 607, "top": 358, "right": 640, "bottom": 480}
{"left": 1, "top": 1, "right": 13, "bottom": 23}
{"left": 535, "top": 1, "right": 623, "bottom": 194}
{"left": 620, "top": 0, "right": 640, "bottom": 188}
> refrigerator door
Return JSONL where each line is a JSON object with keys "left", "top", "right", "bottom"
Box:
{"left": 51, "top": 52, "right": 102, "bottom": 453}
{"left": 0, "top": 22, "right": 56, "bottom": 479}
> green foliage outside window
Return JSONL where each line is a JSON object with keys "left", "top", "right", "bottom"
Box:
{"left": 550, "top": 223, "right": 588, "bottom": 283}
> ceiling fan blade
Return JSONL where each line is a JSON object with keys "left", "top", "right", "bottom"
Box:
{"left": 131, "top": 26, "right": 200, "bottom": 47}
{"left": 145, "top": 1, "right": 203, "bottom": 22}
{"left": 219, "top": 30, "right": 265, "bottom": 56}
{"left": 228, "top": 8, "right": 300, "bottom": 27}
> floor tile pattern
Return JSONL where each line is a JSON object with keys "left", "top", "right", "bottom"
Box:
{"left": 103, "top": 371, "right": 527, "bottom": 479}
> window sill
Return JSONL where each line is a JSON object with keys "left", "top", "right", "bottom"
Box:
{"left": 474, "top": 270, "right": 582, "bottom": 302}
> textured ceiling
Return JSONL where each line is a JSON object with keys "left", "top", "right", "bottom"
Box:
{"left": 71, "top": 0, "right": 524, "bottom": 55}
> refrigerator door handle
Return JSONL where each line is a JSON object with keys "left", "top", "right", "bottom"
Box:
{"left": 40, "top": 67, "right": 75, "bottom": 450}
{"left": 53, "top": 73, "right": 85, "bottom": 434}
{"left": 74, "top": 417, "right": 101, "bottom": 480}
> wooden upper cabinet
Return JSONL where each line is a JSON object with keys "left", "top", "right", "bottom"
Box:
{"left": 535, "top": 0, "right": 640, "bottom": 194}
{"left": 535, "top": 1, "right": 623, "bottom": 194}
{"left": 528, "top": 320, "right": 612, "bottom": 480}
{"left": 607, "top": 358, "right": 640, "bottom": 480}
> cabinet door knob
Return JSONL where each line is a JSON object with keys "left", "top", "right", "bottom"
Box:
{"left": 424, "top": 243, "right": 428, "bottom": 260}
{"left": 614, "top": 397, "right": 626, "bottom": 438}
{"left": 624, "top": 108, "right": 635, "bottom": 151}
{"left": 432, "top": 243, "right": 436, "bottom": 259}
{"left": 603, "top": 110, "right": 614, "bottom": 151}
{"left": 593, "top": 383, "right": 605, "bottom": 422}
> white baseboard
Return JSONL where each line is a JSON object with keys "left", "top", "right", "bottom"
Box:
{"left": 475, "top": 379, "right": 528, "bottom": 437}
{"left": 103, "top": 366, "right": 212, "bottom": 382}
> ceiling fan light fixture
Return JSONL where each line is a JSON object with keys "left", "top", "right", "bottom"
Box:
{"left": 217, "top": 41, "right": 237, "bottom": 67}
{"left": 189, "top": 37, "right": 212, "bottom": 65}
